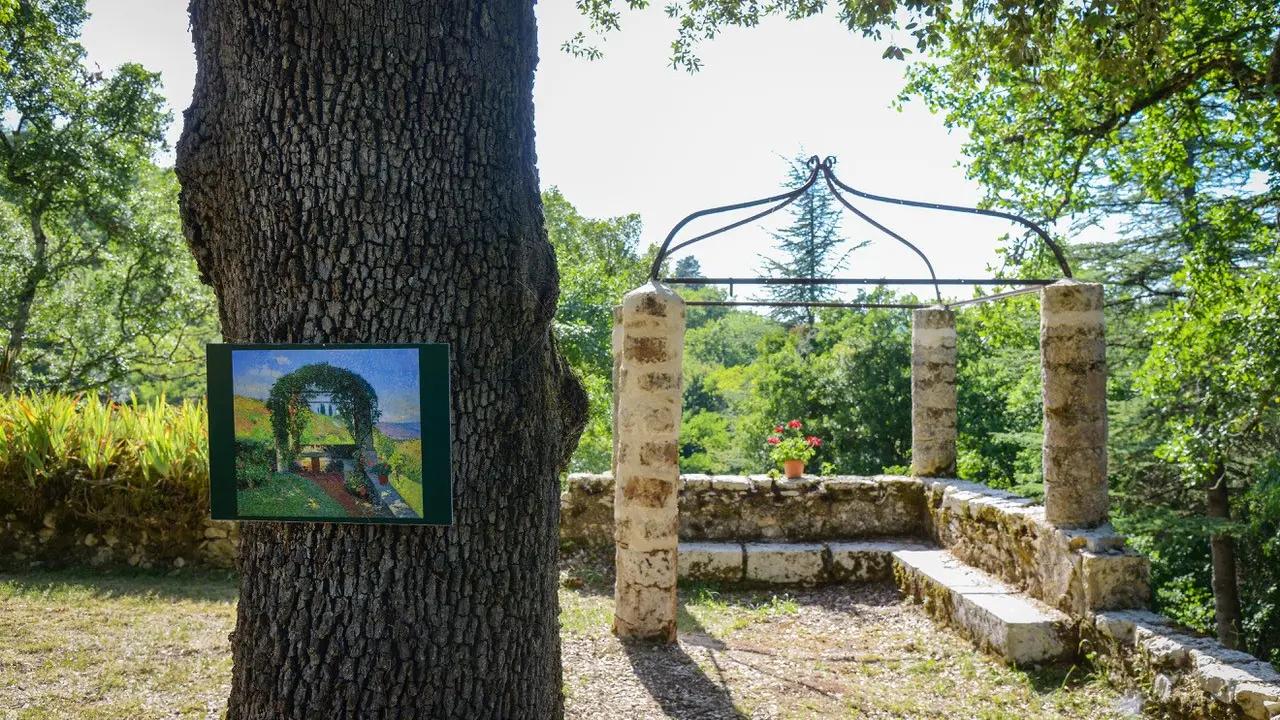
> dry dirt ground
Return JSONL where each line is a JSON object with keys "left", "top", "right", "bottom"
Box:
{"left": 559, "top": 547, "right": 1139, "bottom": 720}
{"left": 0, "top": 550, "right": 1141, "bottom": 719}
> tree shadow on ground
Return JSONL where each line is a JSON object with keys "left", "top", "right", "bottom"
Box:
{"left": 727, "top": 580, "right": 903, "bottom": 616}
{"left": 1021, "top": 661, "right": 1096, "bottom": 695}
{"left": 621, "top": 607, "right": 745, "bottom": 720}
{"left": 676, "top": 579, "right": 903, "bottom": 616}
{"left": 0, "top": 564, "right": 238, "bottom": 603}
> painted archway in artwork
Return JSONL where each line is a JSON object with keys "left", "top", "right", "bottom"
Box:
{"left": 266, "top": 363, "right": 380, "bottom": 470}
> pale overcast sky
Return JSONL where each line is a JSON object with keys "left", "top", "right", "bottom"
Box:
{"left": 79, "top": 0, "right": 1028, "bottom": 302}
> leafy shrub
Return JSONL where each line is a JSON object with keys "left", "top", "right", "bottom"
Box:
{"left": 343, "top": 467, "right": 366, "bottom": 499}
{"left": 0, "top": 392, "right": 209, "bottom": 564}
{"left": 394, "top": 439, "right": 422, "bottom": 486}
{"left": 238, "top": 463, "right": 270, "bottom": 490}
{"left": 235, "top": 439, "right": 274, "bottom": 489}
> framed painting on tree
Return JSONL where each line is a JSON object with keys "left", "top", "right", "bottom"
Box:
{"left": 206, "top": 343, "right": 452, "bottom": 525}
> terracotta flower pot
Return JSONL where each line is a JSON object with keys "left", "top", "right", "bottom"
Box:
{"left": 783, "top": 460, "right": 804, "bottom": 479}
{"left": 378, "top": 474, "right": 388, "bottom": 485}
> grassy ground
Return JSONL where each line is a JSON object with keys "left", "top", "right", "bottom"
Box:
{"left": 0, "top": 568, "right": 235, "bottom": 719}
{"left": 376, "top": 433, "right": 424, "bottom": 516}
{"left": 234, "top": 472, "right": 348, "bottom": 518}
{"left": 388, "top": 473, "right": 424, "bottom": 516}
{"left": 0, "top": 554, "right": 1143, "bottom": 719}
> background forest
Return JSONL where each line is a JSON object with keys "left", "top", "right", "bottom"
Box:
{"left": 1, "top": 0, "right": 1276, "bottom": 667}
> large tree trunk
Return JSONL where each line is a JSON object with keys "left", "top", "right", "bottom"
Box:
{"left": 175, "top": 1, "right": 587, "bottom": 717}
{"left": 0, "top": 210, "right": 48, "bottom": 394}
{"left": 1207, "top": 464, "right": 1243, "bottom": 649}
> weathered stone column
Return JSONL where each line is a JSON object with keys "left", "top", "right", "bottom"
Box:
{"left": 1041, "top": 279, "right": 1108, "bottom": 527}
{"left": 613, "top": 281, "right": 685, "bottom": 641}
{"left": 612, "top": 305, "right": 622, "bottom": 477}
{"left": 911, "top": 306, "right": 957, "bottom": 477}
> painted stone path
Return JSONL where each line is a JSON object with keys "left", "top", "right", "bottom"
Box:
{"left": 306, "top": 471, "right": 376, "bottom": 518}
{"left": 375, "top": 481, "right": 417, "bottom": 519}
{"left": 360, "top": 448, "right": 419, "bottom": 519}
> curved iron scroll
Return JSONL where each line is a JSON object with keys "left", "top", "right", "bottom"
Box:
{"left": 648, "top": 155, "right": 1073, "bottom": 304}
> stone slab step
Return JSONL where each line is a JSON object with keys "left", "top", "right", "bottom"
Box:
{"left": 745, "top": 542, "right": 825, "bottom": 585}
{"left": 677, "top": 539, "right": 932, "bottom": 586}
{"left": 893, "top": 548, "right": 1074, "bottom": 667}
{"left": 679, "top": 542, "right": 744, "bottom": 583}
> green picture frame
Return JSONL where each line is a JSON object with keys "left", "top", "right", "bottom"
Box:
{"left": 207, "top": 343, "right": 452, "bottom": 525}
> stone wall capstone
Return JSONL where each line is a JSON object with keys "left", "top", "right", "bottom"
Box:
{"left": 1087, "top": 610, "right": 1280, "bottom": 719}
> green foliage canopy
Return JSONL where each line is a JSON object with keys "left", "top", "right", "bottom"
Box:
{"left": 0, "top": 0, "right": 215, "bottom": 395}
{"left": 545, "top": 187, "right": 656, "bottom": 472}
{"left": 266, "top": 363, "right": 380, "bottom": 466}
{"left": 892, "top": 0, "right": 1280, "bottom": 658}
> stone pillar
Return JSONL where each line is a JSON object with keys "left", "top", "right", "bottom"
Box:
{"left": 611, "top": 305, "right": 622, "bottom": 477}
{"left": 911, "top": 306, "right": 957, "bottom": 477}
{"left": 613, "top": 281, "right": 685, "bottom": 641}
{"left": 1041, "top": 280, "right": 1108, "bottom": 527}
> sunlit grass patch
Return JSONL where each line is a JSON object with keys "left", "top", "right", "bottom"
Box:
{"left": 235, "top": 471, "right": 347, "bottom": 517}
{"left": 388, "top": 472, "right": 423, "bottom": 517}
{"left": 0, "top": 567, "right": 235, "bottom": 720}
{"left": 558, "top": 589, "right": 614, "bottom": 637}
{"left": 680, "top": 583, "right": 802, "bottom": 635}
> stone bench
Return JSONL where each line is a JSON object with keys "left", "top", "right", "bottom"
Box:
{"left": 677, "top": 539, "right": 932, "bottom": 586}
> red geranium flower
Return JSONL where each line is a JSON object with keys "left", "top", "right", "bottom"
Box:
{"left": 807, "top": 436, "right": 821, "bottom": 447}
{"left": 787, "top": 419, "right": 802, "bottom": 429}
{"left": 774, "top": 426, "right": 784, "bottom": 433}
{"left": 767, "top": 437, "right": 780, "bottom": 445}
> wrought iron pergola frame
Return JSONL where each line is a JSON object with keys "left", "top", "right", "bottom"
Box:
{"left": 650, "top": 155, "right": 1071, "bottom": 309}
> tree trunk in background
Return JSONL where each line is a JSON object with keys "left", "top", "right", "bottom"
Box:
{"left": 0, "top": 211, "right": 48, "bottom": 394}
{"left": 176, "top": 1, "right": 586, "bottom": 717}
{"left": 1207, "top": 465, "right": 1243, "bottom": 649}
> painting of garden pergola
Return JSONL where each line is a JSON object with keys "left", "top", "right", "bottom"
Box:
{"left": 232, "top": 348, "right": 424, "bottom": 520}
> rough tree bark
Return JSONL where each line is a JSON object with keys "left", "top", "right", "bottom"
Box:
{"left": 1207, "top": 464, "right": 1243, "bottom": 650}
{"left": 175, "top": 1, "right": 587, "bottom": 717}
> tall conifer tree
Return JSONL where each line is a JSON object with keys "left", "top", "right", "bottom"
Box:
{"left": 759, "top": 155, "right": 863, "bottom": 326}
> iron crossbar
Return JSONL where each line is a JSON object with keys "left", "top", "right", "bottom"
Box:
{"left": 683, "top": 284, "right": 1048, "bottom": 311}
{"left": 665, "top": 277, "right": 1056, "bottom": 287}
{"left": 944, "top": 285, "right": 1045, "bottom": 308}
{"left": 687, "top": 300, "right": 928, "bottom": 309}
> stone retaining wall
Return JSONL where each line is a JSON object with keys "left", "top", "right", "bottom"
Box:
{"left": 920, "top": 478, "right": 1149, "bottom": 617}
{"left": 559, "top": 473, "right": 925, "bottom": 546}
{"left": 557, "top": 471, "right": 1265, "bottom": 718}
{"left": 679, "top": 539, "right": 933, "bottom": 586}
{"left": 1088, "top": 610, "right": 1280, "bottom": 719}
{"left": 4, "top": 469, "right": 1273, "bottom": 717}
{"left": 563, "top": 473, "right": 1149, "bottom": 618}
{"left": 0, "top": 512, "right": 239, "bottom": 570}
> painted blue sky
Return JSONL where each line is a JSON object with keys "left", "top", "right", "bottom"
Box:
{"left": 232, "top": 349, "right": 421, "bottom": 423}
